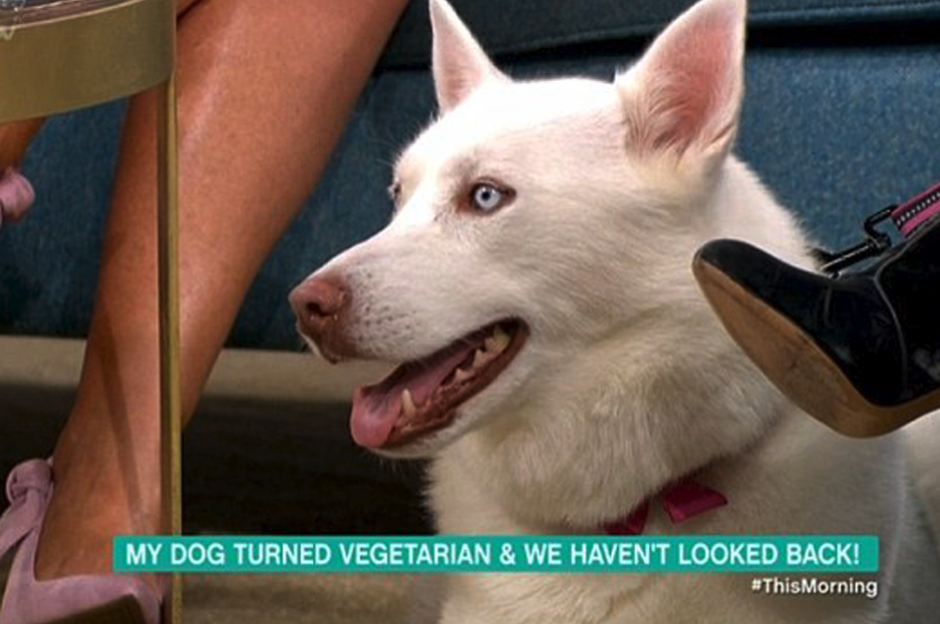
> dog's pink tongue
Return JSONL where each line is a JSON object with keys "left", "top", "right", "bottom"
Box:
{"left": 0, "top": 168, "right": 35, "bottom": 226}
{"left": 350, "top": 387, "right": 402, "bottom": 449}
{"left": 350, "top": 342, "right": 478, "bottom": 449}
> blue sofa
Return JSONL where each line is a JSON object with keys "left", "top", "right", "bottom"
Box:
{"left": 2, "top": 0, "right": 939, "bottom": 349}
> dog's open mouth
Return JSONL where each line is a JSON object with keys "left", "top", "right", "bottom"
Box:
{"left": 351, "top": 319, "right": 529, "bottom": 449}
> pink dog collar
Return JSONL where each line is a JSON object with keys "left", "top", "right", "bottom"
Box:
{"left": 602, "top": 476, "right": 727, "bottom": 536}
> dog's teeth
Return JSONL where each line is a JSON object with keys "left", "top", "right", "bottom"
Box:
{"left": 473, "top": 349, "right": 489, "bottom": 369}
{"left": 401, "top": 389, "right": 417, "bottom": 417}
{"left": 454, "top": 368, "right": 474, "bottom": 383}
{"left": 485, "top": 326, "right": 511, "bottom": 353}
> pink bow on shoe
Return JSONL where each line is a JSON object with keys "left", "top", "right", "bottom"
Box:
{"left": 0, "top": 460, "right": 51, "bottom": 557}
{"left": 0, "top": 167, "right": 35, "bottom": 230}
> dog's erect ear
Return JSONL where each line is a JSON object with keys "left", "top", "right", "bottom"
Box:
{"left": 430, "top": 0, "right": 505, "bottom": 112}
{"left": 616, "top": 0, "right": 746, "bottom": 163}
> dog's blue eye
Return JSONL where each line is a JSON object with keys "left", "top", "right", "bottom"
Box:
{"left": 471, "top": 183, "right": 506, "bottom": 212}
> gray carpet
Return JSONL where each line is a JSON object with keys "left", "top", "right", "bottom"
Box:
{"left": 183, "top": 574, "right": 414, "bottom": 624}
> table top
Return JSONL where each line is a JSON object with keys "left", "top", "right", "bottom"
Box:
{"left": 0, "top": 0, "right": 173, "bottom": 122}
{"left": 1, "top": 0, "right": 130, "bottom": 28}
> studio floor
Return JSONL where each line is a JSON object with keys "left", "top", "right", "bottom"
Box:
{"left": 0, "top": 336, "right": 428, "bottom": 623}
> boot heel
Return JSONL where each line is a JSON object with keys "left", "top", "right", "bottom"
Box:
{"left": 693, "top": 258, "right": 933, "bottom": 437}
{"left": 693, "top": 176, "right": 940, "bottom": 438}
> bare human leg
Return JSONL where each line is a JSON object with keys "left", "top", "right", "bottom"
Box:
{"left": 33, "top": 0, "right": 411, "bottom": 582}
{"left": 0, "top": 118, "right": 43, "bottom": 169}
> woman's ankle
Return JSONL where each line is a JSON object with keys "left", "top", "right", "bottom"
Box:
{"left": 34, "top": 454, "right": 161, "bottom": 581}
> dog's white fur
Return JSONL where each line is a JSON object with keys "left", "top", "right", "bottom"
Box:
{"left": 303, "top": 0, "right": 940, "bottom": 620}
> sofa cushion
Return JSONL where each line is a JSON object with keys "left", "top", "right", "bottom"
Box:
{"left": 3, "top": 1, "right": 939, "bottom": 350}
{"left": 380, "top": 0, "right": 940, "bottom": 68}
{"left": 5, "top": 43, "right": 939, "bottom": 349}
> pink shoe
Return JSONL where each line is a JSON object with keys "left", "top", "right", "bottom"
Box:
{"left": 0, "top": 168, "right": 35, "bottom": 230}
{"left": 0, "top": 460, "right": 162, "bottom": 624}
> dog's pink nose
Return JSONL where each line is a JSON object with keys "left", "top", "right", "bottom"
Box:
{"left": 290, "top": 275, "right": 349, "bottom": 328}
{"left": 289, "top": 275, "right": 351, "bottom": 359}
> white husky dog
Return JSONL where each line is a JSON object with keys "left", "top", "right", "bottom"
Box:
{"left": 290, "top": 0, "right": 940, "bottom": 621}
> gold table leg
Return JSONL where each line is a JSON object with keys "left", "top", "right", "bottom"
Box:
{"left": 156, "top": 72, "right": 183, "bottom": 624}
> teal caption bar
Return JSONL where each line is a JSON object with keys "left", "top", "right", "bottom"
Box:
{"left": 113, "top": 535, "right": 878, "bottom": 575}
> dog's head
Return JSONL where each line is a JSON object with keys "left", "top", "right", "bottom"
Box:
{"left": 291, "top": 0, "right": 806, "bottom": 478}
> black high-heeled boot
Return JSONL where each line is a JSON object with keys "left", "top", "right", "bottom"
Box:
{"left": 692, "top": 183, "right": 940, "bottom": 437}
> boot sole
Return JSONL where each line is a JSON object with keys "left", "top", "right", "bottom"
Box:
{"left": 43, "top": 596, "right": 149, "bottom": 624}
{"left": 693, "top": 257, "right": 940, "bottom": 437}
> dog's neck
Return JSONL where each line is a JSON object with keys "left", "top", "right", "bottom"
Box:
{"left": 439, "top": 313, "right": 789, "bottom": 531}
